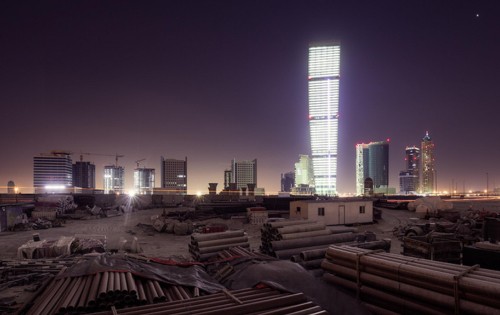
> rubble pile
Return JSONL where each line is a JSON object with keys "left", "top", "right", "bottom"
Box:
{"left": 151, "top": 214, "right": 194, "bottom": 235}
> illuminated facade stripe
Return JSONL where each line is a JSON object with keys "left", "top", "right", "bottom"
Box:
{"left": 308, "top": 42, "right": 340, "bottom": 196}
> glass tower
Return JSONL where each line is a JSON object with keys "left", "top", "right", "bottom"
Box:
{"left": 421, "top": 131, "right": 436, "bottom": 194}
{"left": 308, "top": 41, "right": 340, "bottom": 195}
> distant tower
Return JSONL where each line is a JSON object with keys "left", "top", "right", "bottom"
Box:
{"left": 7, "top": 180, "right": 15, "bottom": 194}
{"left": 231, "top": 159, "right": 257, "bottom": 191}
{"left": 355, "top": 141, "right": 389, "bottom": 194}
{"left": 160, "top": 156, "right": 187, "bottom": 195}
{"left": 280, "top": 172, "right": 295, "bottom": 192}
{"left": 33, "top": 151, "right": 73, "bottom": 193}
{"left": 134, "top": 168, "right": 155, "bottom": 195}
{"left": 399, "top": 146, "right": 420, "bottom": 194}
{"left": 73, "top": 161, "right": 96, "bottom": 189}
{"left": 308, "top": 41, "right": 341, "bottom": 196}
{"left": 421, "top": 131, "right": 436, "bottom": 194}
{"left": 104, "top": 165, "right": 125, "bottom": 194}
{"left": 292, "top": 154, "right": 315, "bottom": 195}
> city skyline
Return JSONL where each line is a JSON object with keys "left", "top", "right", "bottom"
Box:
{"left": 1, "top": 1, "right": 499, "bottom": 194}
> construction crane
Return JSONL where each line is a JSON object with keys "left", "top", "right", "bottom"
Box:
{"left": 135, "top": 158, "right": 146, "bottom": 168}
{"left": 79, "top": 152, "right": 125, "bottom": 167}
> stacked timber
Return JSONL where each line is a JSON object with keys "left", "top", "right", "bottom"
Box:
{"left": 26, "top": 271, "right": 199, "bottom": 315}
{"left": 260, "top": 220, "right": 363, "bottom": 259}
{"left": 189, "top": 230, "right": 250, "bottom": 261}
{"left": 321, "top": 245, "right": 500, "bottom": 315}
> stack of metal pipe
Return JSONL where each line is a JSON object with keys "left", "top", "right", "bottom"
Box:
{"left": 321, "top": 245, "right": 500, "bottom": 315}
{"left": 189, "top": 230, "right": 250, "bottom": 261}
{"left": 260, "top": 219, "right": 361, "bottom": 259}
{"left": 85, "top": 286, "right": 327, "bottom": 315}
{"left": 26, "top": 271, "right": 198, "bottom": 315}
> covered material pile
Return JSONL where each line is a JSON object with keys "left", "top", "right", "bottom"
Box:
{"left": 189, "top": 230, "right": 249, "bottom": 261}
{"left": 321, "top": 245, "right": 500, "bottom": 315}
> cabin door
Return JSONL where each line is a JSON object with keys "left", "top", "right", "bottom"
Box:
{"left": 338, "top": 205, "right": 345, "bottom": 224}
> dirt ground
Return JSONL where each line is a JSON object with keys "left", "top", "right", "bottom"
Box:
{"left": 0, "top": 207, "right": 416, "bottom": 260}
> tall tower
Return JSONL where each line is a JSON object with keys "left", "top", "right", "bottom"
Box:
{"left": 134, "top": 168, "right": 155, "bottom": 195}
{"left": 160, "top": 157, "right": 187, "bottom": 195}
{"left": 308, "top": 41, "right": 340, "bottom": 196}
{"left": 73, "top": 161, "right": 96, "bottom": 189}
{"left": 399, "top": 146, "right": 420, "bottom": 194}
{"left": 421, "top": 131, "right": 436, "bottom": 194}
{"left": 33, "top": 151, "right": 73, "bottom": 193}
{"left": 355, "top": 141, "right": 389, "bottom": 194}
{"left": 104, "top": 165, "right": 125, "bottom": 194}
{"left": 231, "top": 159, "right": 257, "bottom": 190}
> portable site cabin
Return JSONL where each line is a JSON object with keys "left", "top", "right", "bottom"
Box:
{"left": 289, "top": 199, "right": 373, "bottom": 225}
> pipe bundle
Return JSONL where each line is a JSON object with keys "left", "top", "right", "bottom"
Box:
{"left": 321, "top": 245, "right": 500, "bottom": 315}
{"left": 86, "top": 286, "right": 327, "bottom": 315}
{"left": 26, "top": 271, "right": 198, "bottom": 315}
{"left": 189, "top": 230, "right": 250, "bottom": 261}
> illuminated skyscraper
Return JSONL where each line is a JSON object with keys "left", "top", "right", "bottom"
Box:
{"left": 134, "top": 168, "right": 155, "bottom": 195}
{"left": 33, "top": 151, "right": 73, "bottom": 193}
{"left": 356, "top": 141, "right": 389, "bottom": 194}
{"left": 104, "top": 165, "right": 125, "bottom": 194}
{"left": 421, "top": 131, "right": 436, "bottom": 194}
{"left": 399, "top": 146, "right": 420, "bottom": 194}
{"left": 308, "top": 41, "right": 340, "bottom": 196}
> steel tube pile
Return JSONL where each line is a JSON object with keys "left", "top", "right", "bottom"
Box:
{"left": 86, "top": 286, "right": 327, "bottom": 315}
{"left": 189, "top": 230, "right": 250, "bottom": 261}
{"left": 26, "top": 271, "right": 199, "bottom": 315}
{"left": 321, "top": 245, "right": 500, "bottom": 315}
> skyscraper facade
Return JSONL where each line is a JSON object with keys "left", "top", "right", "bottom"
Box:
{"left": 355, "top": 141, "right": 389, "bottom": 194}
{"left": 231, "top": 159, "right": 257, "bottom": 190}
{"left": 104, "top": 165, "right": 125, "bottom": 194}
{"left": 292, "top": 155, "right": 315, "bottom": 195}
{"left": 399, "top": 146, "right": 420, "bottom": 194}
{"left": 33, "top": 151, "right": 73, "bottom": 193}
{"left": 421, "top": 131, "right": 436, "bottom": 194}
{"left": 308, "top": 41, "right": 340, "bottom": 196}
{"left": 160, "top": 157, "right": 187, "bottom": 195}
{"left": 134, "top": 168, "right": 155, "bottom": 195}
{"left": 72, "top": 161, "right": 96, "bottom": 190}
{"left": 280, "top": 172, "right": 295, "bottom": 192}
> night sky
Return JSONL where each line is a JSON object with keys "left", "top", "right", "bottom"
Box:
{"left": 1, "top": 1, "right": 499, "bottom": 195}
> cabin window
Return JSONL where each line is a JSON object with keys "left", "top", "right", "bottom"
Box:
{"left": 296, "top": 207, "right": 301, "bottom": 214}
{"left": 359, "top": 206, "right": 366, "bottom": 214}
{"left": 318, "top": 207, "right": 325, "bottom": 216}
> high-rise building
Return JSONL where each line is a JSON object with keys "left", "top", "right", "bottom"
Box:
{"left": 230, "top": 159, "right": 257, "bottom": 190}
{"left": 134, "top": 168, "right": 155, "bottom": 195}
{"left": 291, "top": 154, "right": 315, "bottom": 195}
{"left": 421, "top": 131, "right": 436, "bottom": 194}
{"left": 355, "top": 141, "right": 389, "bottom": 194}
{"left": 160, "top": 157, "right": 187, "bottom": 195}
{"left": 399, "top": 146, "right": 420, "bottom": 194}
{"left": 72, "top": 161, "right": 96, "bottom": 190}
{"left": 33, "top": 151, "right": 73, "bottom": 193}
{"left": 280, "top": 172, "right": 295, "bottom": 192}
{"left": 104, "top": 165, "right": 125, "bottom": 194}
{"left": 308, "top": 41, "right": 340, "bottom": 196}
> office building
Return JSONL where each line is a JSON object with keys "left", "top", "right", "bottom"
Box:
{"left": 161, "top": 157, "right": 187, "bottom": 195}
{"left": 308, "top": 41, "right": 340, "bottom": 196}
{"left": 292, "top": 154, "right": 315, "bottom": 195}
{"left": 72, "top": 161, "right": 96, "bottom": 190}
{"left": 399, "top": 146, "right": 420, "bottom": 194}
{"left": 33, "top": 151, "right": 73, "bottom": 193}
{"left": 281, "top": 172, "right": 295, "bottom": 192}
{"left": 230, "top": 159, "right": 257, "bottom": 191}
{"left": 134, "top": 168, "right": 155, "bottom": 195}
{"left": 421, "top": 131, "right": 436, "bottom": 194}
{"left": 356, "top": 141, "right": 389, "bottom": 195}
{"left": 104, "top": 165, "right": 125, "bottom": 194}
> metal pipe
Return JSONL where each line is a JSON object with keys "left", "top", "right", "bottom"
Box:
{"left": 277, "top": 224, "right": 326, "bottom": 236}
{"left": 300, "top": 248, "right": 327, "bottom": 261}
{"left": 197, "top": 242, "right": 250, "bottom": 254}
{"left": 120, "top": 272, "right": 128, "bottom": 293}
{"left": 98, "top": 271, "right": 109, "bottom": 299}
{"left": 78, "top": 275, "right": 93, "bottom": 311}
{"left": 135, "top": 279, "right": 147, "bottom": 304}
{"left": 196, "top": 236, "right": 249, "bottom": 248}
{"left": 88, "top": 272, "right": 102, "bottom": 305}
{"left": 126, "top": 272, "right": 137, "bottom": 295}
{"left": 114, "top": 271, "right": 121, "bottom": 294}
{"left": 59, "top": 276, "right": 82, "bottom": 313}
{"left": 280, "top": 229, "right": 332, "bottom": 240}
{"left": 265, "top": 220, "right": 316, "bottom": 229}
{"left": 191, "top": 230, "right": 245, "bottom": 242}
{"left": 271, "top": 233, "right": 357, "bottom": 251}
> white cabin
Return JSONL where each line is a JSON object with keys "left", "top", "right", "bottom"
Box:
{"left": 289, "top": 199, "right": 373, "bottom": 225}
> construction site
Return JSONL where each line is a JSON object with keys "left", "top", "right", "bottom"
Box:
{"left": 0, "top": 194, "right": 500, "bottom": 314}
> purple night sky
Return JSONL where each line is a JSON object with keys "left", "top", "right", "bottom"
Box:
{"left": 1, "top": 1, "right": 499, "bottom": 194}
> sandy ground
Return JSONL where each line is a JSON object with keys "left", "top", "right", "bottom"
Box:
{"left": 0, "top": 207, "right": 415, "bottom": 260}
